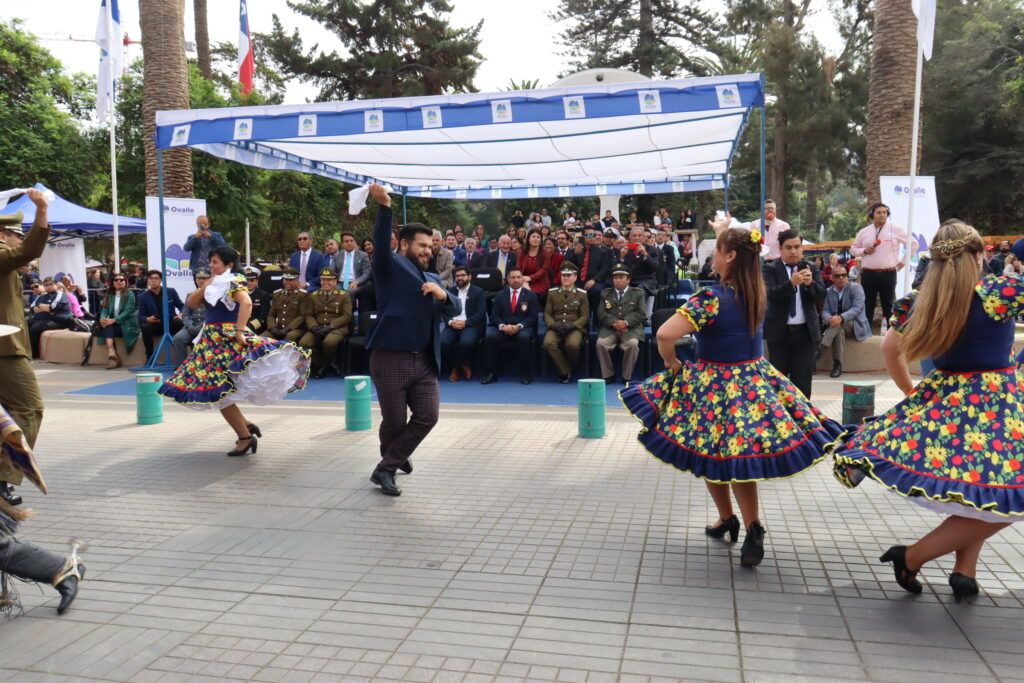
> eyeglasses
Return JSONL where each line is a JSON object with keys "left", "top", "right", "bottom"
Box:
{"left": 297, "top": 237, "right": 310, "bottom": 241}
{"left": 832, "top": 273, "right": 848, "bottom": 278}
{"left": 112, "top": 278, "right": 126, "bottom": 282}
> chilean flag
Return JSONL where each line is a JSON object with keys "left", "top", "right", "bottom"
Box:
{"left": 237, "top": 0, "right": 255, "bottom": 95}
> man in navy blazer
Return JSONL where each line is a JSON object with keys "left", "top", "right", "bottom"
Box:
{"left": 289, "top": 232, "right": 325, "bottom": 291}
{"left": 364, "top": 184, "right": 460, "bottom": 497}
{"left": 480, "top": 267, "right": 539, "bottom": 385}
{"left": 137, "top": 269, "right": 185, "bottom": 360}
{"left": 441, "top": 266, "right": 487, "bottom": 382}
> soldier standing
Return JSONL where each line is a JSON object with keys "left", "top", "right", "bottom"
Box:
{"left": 243, "top": 267, "right": 271, "bottom": 334}
{"left": 265, "top": 267, "right": 309, "bottom": 342}
{"left": 596, "top": 263, "right": 647, "bottom": 386}
{"left": 300, "top": 268, "right": 353, "bottom": 378}
{"left": 542, "top": 262, "right": 589, "bottom": 383}
{"left": 0, "top": 188, "right": 49, "bottom": 506}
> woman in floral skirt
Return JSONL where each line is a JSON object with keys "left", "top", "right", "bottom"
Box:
{"left": 832, "top": 222, "right": 1024, "bottom": 600}
{"left": 159, "top": 245, "right": 310, "bottom": 456}
{"left": 621, "top": 216, "right": 844, "bottom": 567}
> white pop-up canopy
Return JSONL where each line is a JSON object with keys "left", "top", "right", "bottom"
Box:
{"left": 154, "top": 73, "right": 765, "bottom": 200}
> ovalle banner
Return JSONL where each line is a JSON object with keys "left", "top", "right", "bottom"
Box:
{"left": 145, "top": 196, "right": 207, "bottom": 297}
{"left": 879, "top": 176, "right": 940, "bottom": 294}
{"left": 38, "top": 238, "right": 89, "bottom": 311}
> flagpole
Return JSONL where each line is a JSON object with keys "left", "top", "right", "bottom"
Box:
{"left": 245, "top": 218, "right": 251, "bottom": 266}
{"left": 903, "top": 45, "right": 924, "bottom": 295}
{"left": 105, "top": 0, "right": 120, "bottom": 271}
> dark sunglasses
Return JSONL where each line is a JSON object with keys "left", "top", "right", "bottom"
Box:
{"left": 832, "top": 273, "right": 848, "bottom": 278}
{"left": 112, "top": 278, "right": 126, "bottom": 282}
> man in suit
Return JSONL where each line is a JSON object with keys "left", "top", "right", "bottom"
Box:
{"left": 137, "top": 269, "right": 185, "bottom": 361}
{"left": 484, "top": 235, "right": 517, "bottom": 282}
{"left": 426, "top": 230, "right": 454, "bottom": 288}
{"left": 265, "top": 267, "right": 309, "bottom": 342}
{"left": 481, "top": 267, "right": 539, "bottom": 385}
{"left": 463, "top": 237, "right": 486, "bottom": 270}
{"left": 243, "top": 267, "right": 271, "bottom": 333}
{"left": 569, "top": 224, "right": 613, "bottom": 313}
{"left": 182, "top": 215, "right": 226, "bottom": 272}
{"left": 289, "top": 231, "right": 325, "bottom": 292}
{"left": 543, "top": 261, "right": 589, "bottom": 383}
{"left": 27, "top": 277, "right": 72, "bottom": 357}
{"left": 332, "top": 232, "right": 373, "bottom": 310}
{"left": 763, "top": 229, "right": 826, "bottom": 397}
{"left": 300, "top": 268, "right": 353, "bottom": 379}
{"left": 820, "top": 265, "right": 871, "bottom": 377}
{"left": 365, "top": 184, "right": 460, "bottom": 497}
{"left": 441, "top": 266, "right": 486, "bottom": 381}
{"left": 0, "top": 190, "right": 49, "bottom": 505}
{"left": 596, "top": 263, "right": 647, "bottom": 385}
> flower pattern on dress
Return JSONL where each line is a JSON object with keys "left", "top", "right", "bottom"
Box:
{"left": 677, "top": 288, "right": 719, "bottom": 331}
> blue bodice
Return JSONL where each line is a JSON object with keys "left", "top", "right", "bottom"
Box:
{"left": 204, "top": 297, "right": 238, "bottom": 325}
{"left": 931, "top": 297, "right": 1015, "bottom": 372}
{"left": 694, "top": 285, "right": 764, "bottom": 363}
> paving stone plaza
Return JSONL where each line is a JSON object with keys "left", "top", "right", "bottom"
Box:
{"left": 3, "top": 365, "right": 1024, "bottom": 682}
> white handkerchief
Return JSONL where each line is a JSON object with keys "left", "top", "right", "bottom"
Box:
{"left": 0, "top": 188, "right": 55, "bottom": 211}
{"left": 204, "top": 271, "right": 238, "bottom": 311}
{"left": 348, "top": 184, "right": 394, "bottom": 215}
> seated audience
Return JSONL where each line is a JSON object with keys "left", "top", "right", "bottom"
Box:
{"left": 481, "top": 268, "right": 539, "bottom": 385}
{"left": 243, "top": 266, "right": 271, "bottom": 333}
{"left": 299, "top": 268, "right": 353, "bottom": 378}
{"left": 441, "top": 266, "right": 487, "bottom": 381}
{"left": 596, "top": 264, "right": 646, "bottom": 385}
{"left": 28, "top": 277, "right": 72, "bottom": 357}
{"left": 820, "top": 265, "right": 871, "bottom": 377}
{"left": 518, "top": 228, "right": 551, "bottom": 305}
{"left": 265, "top": 267, "right": 309, "bottom": 342}
{"left": 171, "top": 267, "right": 212, "bottom": 366}
{"left": 97, "top": 273, "right": 139, "bottom": 369}
{"left": 542, "top": 262, "right": 589, "bottom": 383}
{"left": 136, "top": 269, "right": 185, "bottom": 360}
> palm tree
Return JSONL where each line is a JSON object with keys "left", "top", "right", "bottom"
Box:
{"left": 194, "top": 0, "right": 212, "bottom": 79}
{"left": 865, "top": 0, "right": 919, "bottom": 205}
{"left": 140, "top": 0, "right": 193, "bottom": 198}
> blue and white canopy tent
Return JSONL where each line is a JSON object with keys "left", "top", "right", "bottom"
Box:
{"left": 144, "top": 73, "right": 768, "bottom": 367}
{"left": 5, "top": 183, "right": 146, "bottom": 243}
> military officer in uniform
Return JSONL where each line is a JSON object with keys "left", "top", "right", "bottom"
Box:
{"left": 265, "top": 267, "right": 308, "bottom": 343}
{"left": 0, "top": 188, "right": 50, "bottom": 506}
{"left": 299, "top": 267, "right": 353, "bottom": 378}
{"left": 542, "top": 261, "right": 590, "bottom": 383}
{"left": 596, "top": 262, "right": 647, "bottom": 386}
{"left": 243, "top": 266, "right": 271, "bottom": 334}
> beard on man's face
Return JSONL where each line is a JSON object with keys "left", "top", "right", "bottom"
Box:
{"left": 403, "top": 247, "right": 428, "bottom": 271}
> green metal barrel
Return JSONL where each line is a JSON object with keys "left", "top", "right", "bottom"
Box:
{"left": 136, "top": 372, "right": 164, "bottom": 425}
{"left": 842, "top": 381, "right": 875, "bottom": 425}
{"left": 578, "top": 379, "right": 606, "bottom": 438}
{"left": 345, "top": 375, "right": 373, "bottom": 431}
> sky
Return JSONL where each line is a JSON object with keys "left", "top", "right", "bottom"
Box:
{"left": 7, "top": 0, "right": 841, "bottom": 103}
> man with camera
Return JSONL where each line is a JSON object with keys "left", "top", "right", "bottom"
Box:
{"left": 763, "top": 229, "right": 825, "bottom": 398}
{"left": 183, "top": 215, "right": 226, "bottom": 273}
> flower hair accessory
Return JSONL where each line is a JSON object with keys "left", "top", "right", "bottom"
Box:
{"left": 932, "top": 238, "right": 966, "bottom": 256}
{"left": 748, "top": 229, "right": 764, "bottom": 245}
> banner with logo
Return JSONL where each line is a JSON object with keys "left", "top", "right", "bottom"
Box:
{"left": 145, "top": 196, "right": 207, "bottom": 296}
{"left": 879, "top": 176, "right": 940, "bottom": 293}
{"left": 38, "top": 237, "right": 88, "bottom": 311}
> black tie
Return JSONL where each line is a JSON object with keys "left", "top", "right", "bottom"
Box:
{"left": 788, "top": 266, "right": 797, "bottom": 318}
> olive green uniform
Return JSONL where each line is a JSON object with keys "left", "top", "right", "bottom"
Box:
{"left": 299, "top": 288, "right": 353, "bottom": 371}
{"left": 542, "top": 286, "right": 589, "bottom": 377}
{"left": 0, "top": 213, "right": 49, "bottom": 485}
{"left": 266, "top": 289, "right": 309, "bottom": 343}
{"left": 596, "top": 285, "right": 646, "bottom": 381}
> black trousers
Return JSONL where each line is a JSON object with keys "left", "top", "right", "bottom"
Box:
{"left": 141, "top": 319, "right": 184, "bottom": 358}
{"left": 768, "top": 323, "right": 816, "bottom": 398}
{"left": 483, "top": 327, "right": 535, "bottom": 379}
{"left": 1, "top": 536, "right": 67, "bottom": 584}
{"left": 369, "top": 349, "right": 439, "bottom": 473}
{"left": 861, "top": 269, "right": 898, "bottom": 323}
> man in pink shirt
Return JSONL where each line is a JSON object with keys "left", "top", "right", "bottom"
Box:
{"left": 849, "top": 202, "right": 907, "bottom": 326}
{"left": 743, "top": 199, "right": 790, "bottom": 261}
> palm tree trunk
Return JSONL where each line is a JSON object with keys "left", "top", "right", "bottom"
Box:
{"left": 194, "top": 0, "right": 212, "bottom": 79}
{"left": 865, "top": 0, "right": 920, "bottom": 205}
{"left": 140, "top": 0, "right": 193, "bottom": 198}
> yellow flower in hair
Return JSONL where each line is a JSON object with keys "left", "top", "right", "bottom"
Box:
{"left": 749, "top": 229, "right": 762, "bottom": 244}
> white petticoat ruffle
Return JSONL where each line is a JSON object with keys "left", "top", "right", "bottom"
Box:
{"left": 185, "top": 345, "right": 308, "bottom": 411}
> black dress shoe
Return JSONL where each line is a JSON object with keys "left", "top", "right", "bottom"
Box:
{"left": 603, "top": 376, "right": 616, "bottom": 384}
{"left": 949, "top": 572, "right": 980, "bottom": 602}
{"left": 481, "top": 373, "right": 498, "bottom": 385}
{"left": 398, "top": 459, "right": 413, "bottom": 474}
{"left": 0, "top": 483, "right": 21, "bottom": 506}
{"left": 521, "top": 376, "right": 533, "bottom": 385}
{"left": 558, "top": 375, "right": 571, "bottom": 384}
{"left": 370, "top": 468, "right": 402, "bottom": 496}
{"left": 704, "top": 515, "right": 740, "bottom": 542}
{"left": 830, "top": 361, "right": 842, "bottom": 378}
{"left": 879, "top": 545, "right": 923, "bottom": 594}
{"left": 740, "top": 521, "right": 766, "bottom": 567}
{"left": 54, "top": 563, "right": 85, "bottom": 615}
{"left": 314, "top": 367, "right": 329, "bottom": 379}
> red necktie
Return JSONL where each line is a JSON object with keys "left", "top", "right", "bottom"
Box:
{"left": 581, "top": 249, "right": 590, "bottom": 281}
{"left": 510, "top": 289, "right": 518, "bottom": 312}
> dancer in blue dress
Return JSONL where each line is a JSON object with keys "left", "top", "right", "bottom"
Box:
{"left": 832, "top": 222, "right": 1024, "bottom": 599}
{"left": 159, "top": 246, "right": 310, "bottom": 455}
{"left": 621, "top": 218, "right": 843, "bottom": 567}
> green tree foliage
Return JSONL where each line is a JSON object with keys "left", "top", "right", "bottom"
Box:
{"left": 921, "top": 0, "right": 1024, "bottom": 232}
{"left": 0, "top": 20, "right": 103, "bottom": 204}
{"left": 263, "top": 0, "right": 483, "bottom": 100}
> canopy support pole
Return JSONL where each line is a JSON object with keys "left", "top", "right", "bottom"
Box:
{"left": 245, "top": 218, "right": 251, "bottom": 266}
{"left": 402, "top": 192, "right": 408, "bottom": 224}
{"left": 903, "top": 47, "right": 925, "bottom": 295}
{"left": 760, "top": 79, "right": 767, "bottom": 236}
{"left": 105, "top": 0, "right": 120, "bottom": 272}
{"left": 140, "top": 148, "right": 175, "bottom": 371}
{"left": 724, "top": 184, "right": 729, "bottom": 213}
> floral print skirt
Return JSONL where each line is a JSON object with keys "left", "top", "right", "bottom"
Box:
{"left": 159, "top": 323, "right": 311, "bottom": 411}
{"left": 621, "top": 357, "right": 844, "bottom": 483}
{"left": 832, "top": 366, "right": 1024, "bottom": 522}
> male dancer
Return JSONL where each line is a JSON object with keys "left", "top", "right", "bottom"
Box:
{"left": 364, "top": 184, "right": 460, "bottom": 496}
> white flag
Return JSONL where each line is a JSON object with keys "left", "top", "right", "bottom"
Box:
{"left": 95, "top": 0, "right": 124, "bottom": 121}
{"left": 911, "top": 0, "right": 936, "bottom": 60}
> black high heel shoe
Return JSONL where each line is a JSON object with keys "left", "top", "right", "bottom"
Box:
{"left": 879, "top": 545, "right": 923, "bottom": 594}
{"left": 227, "top": 434, "right": 258, "bottom": 457}
{"left": 246, "top": 423, "right": 262, "bottom": 438}
{"left": 740, "top": 521, "right": 766, "bottom": 567}
{"left": 949, "top": 572, "right": 980, "bottom": 602}
{"left": 705, "top": 515, "right": 740, "bottom": 542}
